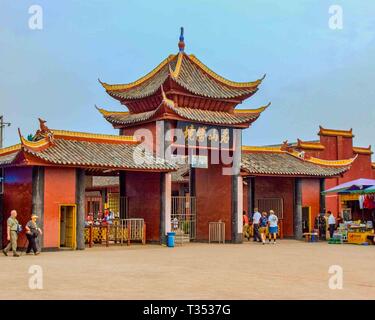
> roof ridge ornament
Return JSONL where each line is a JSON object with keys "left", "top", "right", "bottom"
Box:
{"left": 178, "top": 27, "right": 185, "bottom": 52}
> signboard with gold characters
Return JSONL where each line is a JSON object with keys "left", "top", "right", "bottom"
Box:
{"left": 177, "top": 121, "right": 233, "bottom": 149}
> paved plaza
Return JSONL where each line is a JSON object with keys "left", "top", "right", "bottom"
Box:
{"left": 1, "top": 240, "right": 374, "bottom": 300}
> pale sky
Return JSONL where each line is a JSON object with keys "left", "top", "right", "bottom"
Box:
{"left": 0, "top": 0, "right": 374, "bottom": 155}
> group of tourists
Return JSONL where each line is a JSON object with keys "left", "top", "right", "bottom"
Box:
{"left": 2, "top": 210, "right": 42, "bottom": 257}
{"left": 243, "top": 208, "right": 279, "bottom": 244}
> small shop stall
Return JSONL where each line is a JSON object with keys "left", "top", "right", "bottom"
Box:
{"left": 324, "top": 180, "right": 375, "bottom": 245}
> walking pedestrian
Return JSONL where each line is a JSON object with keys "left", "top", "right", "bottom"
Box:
{"left": 268, "top": 210, "right": 278, "bottom": 244}
{"left": 252, "top": 208, "right": 262, "bottom": 242}
{"left": 243, "top": 211, "right": 250, "bottom": 241}
{"left": 25, "top": 214, "right": 42, "bottom": 255}
{"left": 259, "top": 212, "right": 268, "bottom": 244}
{"left": 2, "top": 210, "right": 20, "bottom": 257}
{"left": 328, "top": 211, "right": 336, "bottom": 239}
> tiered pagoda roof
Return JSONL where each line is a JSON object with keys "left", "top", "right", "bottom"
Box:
{"left": 98, "top": 28, "right": 268, "bottom": 128}
{"left": 0, "top": 119, "right": 176, "bottom": 173}
{"left": 97, "top": 89, "right": 270, "bottom": 128}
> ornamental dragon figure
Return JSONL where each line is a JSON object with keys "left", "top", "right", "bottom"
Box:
{"left": 33, "top": 118, "right": 54, "bottom": 143}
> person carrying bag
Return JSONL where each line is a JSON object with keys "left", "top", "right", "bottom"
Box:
{"left": 25, "top": 214, "right": 43, "bottom": 255}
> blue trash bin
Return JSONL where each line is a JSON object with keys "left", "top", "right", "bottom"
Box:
{"left": 167, "top": 232, "right": 175, "bottom": 248}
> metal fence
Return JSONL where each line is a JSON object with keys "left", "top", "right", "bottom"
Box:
{"left": 209, "top": 221, "right": 225, "bottom": 244}
{"left": 171, "top": 196, "right": 196, "bottom": 240}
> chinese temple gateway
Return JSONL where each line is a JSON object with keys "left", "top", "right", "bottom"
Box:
{"left": 0, "top": 29, "right": 374, "bottom": 250}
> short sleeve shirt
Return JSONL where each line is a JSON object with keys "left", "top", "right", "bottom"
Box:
{"left": 268, "top": 214, "right": 278, "bottom": 227}
{"left": 328, "top": 215, "right": 336, "bottom": 225}
{"left": 252, "top": 212, "right": 261, "bottom": 224}
{"left": 260, "top": 216, "right": 268, "bottom": 227}
{"left": 26, "top": 220, "right": 38, "bottom": 234}
{"left": 7, "top": 217, "right": 19, "bottom": 231}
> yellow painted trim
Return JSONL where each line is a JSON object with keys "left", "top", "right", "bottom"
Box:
{"left": 188, "top": 54, "right": 264, "bottom": 88}
{"left": 242, "top": 145, "right": 283, "bottom": 152}
{"left": 305, "top": 155, "right": 355, "bottom": 167}
{"left": 0, "top": 144, "right": 21, "bottom": 155}
{"left": 58, "top": 204, "right": 77, "bottom": 250}
{"left": 297, "top": 139, "right": 325, "bottom": 150}
{"left": 287, "top": 150, "right": 355, "bottom": 166}
{"left": 339, "top": 194, "right": 359, "bottom": 201}
{"left": 234, "top": 102, "right": 271, "bottom": 114}
{"left": 318, "top": 126, "right": 354, "bottom": 138}
{"left": 96, "top": 107, "right": 129, "bottom": 117}
{"left": 99, "top": 54, "right": 176, "bottom": 91}
{"left": 170, "top": 52, "right": 183, "bottom": 78}
{"left": 302, "top": 206, "right": 312, "bottom": 233}
{"left": 52, "top": 129, "right": 137, "bottom": 142}
{"left": 21, "top": 136, "right": 50, "bottom": 148}
{"left": 353, "top": 146, "right": 373, "bottom": 155}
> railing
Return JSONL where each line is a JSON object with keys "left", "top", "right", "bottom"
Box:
{"left": 209, "top": 221, "right": 225, "bottom": 244}
{"left": 85, "top": 218, "right": 145, "bottom": 247}
{"left": 171, "top": 196, "right": 196, "bottom": 240}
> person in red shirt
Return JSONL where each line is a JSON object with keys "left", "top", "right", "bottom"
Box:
{"left": 243, "top": 211, "right": 250, "bottom": 241}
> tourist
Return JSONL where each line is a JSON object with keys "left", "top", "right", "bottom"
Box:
{"left": 243, "top": 211, "right": 250, "bottom": 241}
{"left": 259, "top": 212, "right": 268, "bottom": 244}
{"left": 328, "top": 211, "right": 336, "bottom": 239}
{"left": 268, "top": 210, "right": 278, "bottom": 244}
{"left": 317, "top": 212, "right": 327, "bottom": 240}
{"left": 252, "top": 208, "right": 262, "bottom": 242}
{"left": 25, "top": 214, "right": 43, "bottom": 255}
{"left": 2, "top": 210, "right": 20, "bottom": 257}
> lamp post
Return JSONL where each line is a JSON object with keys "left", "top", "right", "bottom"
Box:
{"left": 0, "top": 116, "right": 11, "bottom": 149}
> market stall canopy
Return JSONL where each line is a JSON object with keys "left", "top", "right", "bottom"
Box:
{"left": 348, "top": 185, "right": 375, "bottom": 195}
{"left": 323, "top": 178, "right": 375, "bottom": 194}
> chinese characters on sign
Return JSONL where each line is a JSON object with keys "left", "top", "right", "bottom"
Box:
{"left": 178, "top": 122, "right": 233, "bottom": 149}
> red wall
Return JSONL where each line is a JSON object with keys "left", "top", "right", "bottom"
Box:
{"left": 301, "top": 179, "right": 321, "bottom": 228}
{"left": 195, "top": 164, "right": 232, "bottom": 241}
{"left": 121, "top": 122, "right": 156, "bottom": 153}
{"left": 126, "top": 171, "right": 161, "bottom": 241}
{"left": 43, "top": 167, "right": 76, "bottom": 248}
{"left": 255, "top": 177, "right": 295, "bottom": 237}
{"left": 2, "top": 167, "right": 33, "bottom": 247}
{"left": 301, "top": 132, "right": 375, "bottom": 217}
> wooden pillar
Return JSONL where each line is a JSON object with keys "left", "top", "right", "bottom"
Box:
{"left": 319, "top": 178, "right": 326, "bottom": 213}
{"left": 189, "top": 167, "right": 196, "bottom": 197}
{"left": 159, "top": 172, "right": 171, "bottom": 244}
{"left": 32, "top": 166, "right": 44, "bottom": 249}
{"left": 294, "top": 178, "right": 303, "bottom": 240}
{"left": 101, "top": 189, "right": 106, "bottom": 215}
{"left": 231, "top": 128, "right": 243, "bottom": 243}
{"left": 246, "top": 177, "right": 255, "bottom": 217}
{"left": 119, "top": 171, "right": 127, "bottom": 219}
{"left": 76, "top": 168, "right": 85, "bottom": 250}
